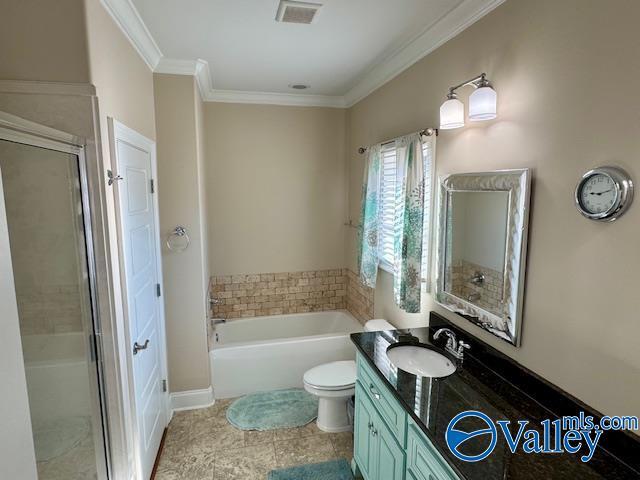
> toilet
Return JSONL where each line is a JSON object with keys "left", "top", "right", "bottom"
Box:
{"left": 303, "top": 319, "right": 396, "bottom": 432}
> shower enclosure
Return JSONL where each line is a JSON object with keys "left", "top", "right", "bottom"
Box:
{"left": 0, "top": 123, "right": 109, "bottom": 479}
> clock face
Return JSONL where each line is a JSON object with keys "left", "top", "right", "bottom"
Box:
{"left": 579, "top": 173, "right": 617, "bottom": 215}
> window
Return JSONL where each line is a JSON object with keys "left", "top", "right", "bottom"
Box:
{"left": 379, "top": 142, "right": 397, "bottom": 269}
{"left": 378, "top": 140, "right": 434, "bottom": 283}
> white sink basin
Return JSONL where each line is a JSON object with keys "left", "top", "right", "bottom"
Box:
{"left": 386, "top": 345, "right": 456, "bottom": 378}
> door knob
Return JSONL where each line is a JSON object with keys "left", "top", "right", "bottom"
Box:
{"left": 133, "top": 339, "right": 150, "bottom": 355}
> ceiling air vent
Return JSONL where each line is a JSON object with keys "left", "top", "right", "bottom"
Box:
{"left": 276, "top": 1, "right": 322, "bottom": 24}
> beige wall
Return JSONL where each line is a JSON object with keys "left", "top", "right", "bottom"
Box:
{"left": 204, "top": 103, "right": 347, "bottom": 276}
{"left": 154, "top": 74, "right": 210, "bottom": 393}
{"left": 1, "top": 0, "right": 90, "bottom": 83}
{"left": 0, "top": 2, "right": 167, "bottom": 474}
{"left": 1, "top": 1, "right": 160, "bottom": 474}
{"left": 83, "top": 0, "right": 167, "bottom": 462}
{"left": 84, "top": 0, "right": 156, "bottom": 142}
{"left": 350, "top": 0, "right": 640, "bottom": 420}
{"left": 194, "top": 78, "right": 210, "bottom": 304}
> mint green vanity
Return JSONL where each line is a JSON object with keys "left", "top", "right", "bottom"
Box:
{"left": 353, "top": 353, "right": 460, "bottom": 480}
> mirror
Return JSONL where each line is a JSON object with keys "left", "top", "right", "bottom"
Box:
{"left": 436, "top": 169, "right": 531, "bottom": 346}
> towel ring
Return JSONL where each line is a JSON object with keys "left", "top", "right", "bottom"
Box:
{"left": 166, "top": 225, "right": 190, "bottom": 252}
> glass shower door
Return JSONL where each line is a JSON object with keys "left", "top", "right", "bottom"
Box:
{"left": 0, "top": 138, "right": 108, "bottom": 480}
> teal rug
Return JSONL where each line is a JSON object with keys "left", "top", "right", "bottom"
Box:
{"left": 268, "top": 459, "right": 353, "bottom": 480}
{"left": 226, "top": 388, "right": 318, "bottom": 430}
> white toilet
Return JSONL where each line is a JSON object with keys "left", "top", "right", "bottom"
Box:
{"left": 303, "top": 319, "right": 396, "bottom": 432}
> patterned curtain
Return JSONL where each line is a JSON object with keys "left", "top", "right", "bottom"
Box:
{"left": 357, "top": 145, "right": 382, "bottom": 287}
{"left": 393, "top": 133, "right": 425, "bottom": 313}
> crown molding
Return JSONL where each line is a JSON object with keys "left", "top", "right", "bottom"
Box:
{"left": 154, "top": 58, "right": 211, "bottom": 100}
{"left": 203, "top": 89, "right": 346, "bottom": 108}
{"left": 155, "top": 58, "right": 345, "bottom": 107}
{"left": 194, "top": 60, "right": 214, "bottom": 96}
{"left": 343, "top": 0, "right": 507, "bottom": 107}
{"left": 156, "top": 58, "right": 203, "bottom": 76}
{"left": 104, "top": 0, "right": 504, "bottom": 108}
{"left": 100, "top": 0, "right": 162, "bottom": 70}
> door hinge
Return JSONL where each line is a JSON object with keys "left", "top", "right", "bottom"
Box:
{"left": 150, "top": 178, "right": 155, "bottom": 194}
{"left": 107, "top": 169, "right": 123, "bottom": 186}
{"left": 89, "top": 332, "right": 104, "bottom": 365}
{"left": 89, "top": 333, "right": 97, "bottom": 363}
{"left": 156, "top": 283, "right": 161, "bottom": 297}
{"left": 162, "top": 379, "right": 167, "bottom": 393}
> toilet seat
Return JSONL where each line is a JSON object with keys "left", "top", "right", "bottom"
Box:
{"left": 303, "top": 360, "right": 356, "bottom": 391}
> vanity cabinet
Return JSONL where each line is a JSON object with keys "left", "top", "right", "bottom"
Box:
{"left": 354, "top": 383, "right": 405, "bottom": 480}
{"left": 354, "top": 353, "right": 461, "bottom": 480}
{"left": 356, "top": 354, "right": 407, "bottom": 440}
{"left": 406, "top": 418, "right": 460, "bottom": 480}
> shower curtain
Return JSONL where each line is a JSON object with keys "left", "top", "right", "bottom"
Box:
{"left": 358, "top": 144, "right": 382, "bottom": 288}
{"left": 392, "top": 133, "right": 425, "bottom": 313}
{"left": 357, "top": 133, "right": 429, "bottom": 313}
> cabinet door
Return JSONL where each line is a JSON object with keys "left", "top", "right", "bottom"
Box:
{"left": 354, "top": 387, "right": 377, "bottom": 480}
{"left": 373, "top": 418, "right": 406, "bottom": 480}
{"left": 357, "top": 354, "right": 407, "bottom": 443}
{"left": 407, "top": 421, "right": 460, "bottom": 480}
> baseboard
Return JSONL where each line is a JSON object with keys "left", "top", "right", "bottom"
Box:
{"left": 170, "top": 385, "right": 215, "bottom": 412}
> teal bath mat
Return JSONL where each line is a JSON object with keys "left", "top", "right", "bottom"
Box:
{"left": 226, "top": 388, "right": 318, "bottom": 430}
{"left": 268, "top": 459, "right": 353, "bottom": 480}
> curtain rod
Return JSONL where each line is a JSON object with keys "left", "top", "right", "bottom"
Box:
{"left": 357, "top": 127, "right": 438, "bottom": 154}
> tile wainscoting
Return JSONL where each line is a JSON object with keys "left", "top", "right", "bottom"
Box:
{"left": 345, "top": 269, "right": 374, "bottom": 323}
{"left": 16, "top": 284, "right": 83, "bottom": 335}
{"left": 449, "top": 260, "right": 504, "bottom": 315}
{"left": 208, "top": 269, "right": 374, "bottom": 325}
{"left": 209, "top": 269, "right": 347, "bottom": 320}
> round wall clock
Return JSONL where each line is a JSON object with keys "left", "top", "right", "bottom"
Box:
{"left": 575, "top": 166, "right": 634, "bottom": 222}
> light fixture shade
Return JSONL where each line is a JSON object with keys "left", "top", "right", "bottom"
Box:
{"left": 439, "top": 98, "right": 465, "bottom": 130}
{"left": 469, "top": 86, "right": 497, "bottom": 121}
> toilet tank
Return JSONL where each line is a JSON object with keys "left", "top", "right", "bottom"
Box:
{"left": 364, "top": 319, "right": 396, "bottom": 331}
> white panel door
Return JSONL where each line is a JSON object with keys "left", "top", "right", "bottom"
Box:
{"left": 110, "top": 120, "right": 167, "bottom": 480}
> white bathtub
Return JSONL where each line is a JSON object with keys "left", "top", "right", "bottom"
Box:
{"left": 211, "top": 310, "right": 362, "bottom": 399}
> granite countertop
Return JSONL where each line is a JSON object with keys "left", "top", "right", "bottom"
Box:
{"left": 350, "top": 313, "right": 640, "bottom": 480}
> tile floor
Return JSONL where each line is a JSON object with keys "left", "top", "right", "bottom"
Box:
{"left": 35, "top": 416, "right": 98, "bottom": 480}
{"left": 36, "top": 435, "right": 97, "bottom": 480}
{"left": 156, "top": 398, "right": 354, "bottom": 480}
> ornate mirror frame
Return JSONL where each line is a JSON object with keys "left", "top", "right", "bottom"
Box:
{"left": 435, "top": 169, "right": 532, "bottom": 346}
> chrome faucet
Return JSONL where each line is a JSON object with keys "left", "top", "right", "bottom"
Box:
{"left": 469, "top": 271, "right": 485, "bottom": 285}
{"left": 209, "top": 295, "right": 223, "bottom": 308}
{"left": 433, "top": 328, "right": 471, "bottom": 361}
{"left": 208, "top": 295, "right": 227, "bottom": 324}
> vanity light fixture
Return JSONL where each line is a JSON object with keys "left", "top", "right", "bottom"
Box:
{"left": 439, "top": 73, "right": 497, "bottom": 129}
{"left": 439, "top": 93, "right": 465, "bottom": 130}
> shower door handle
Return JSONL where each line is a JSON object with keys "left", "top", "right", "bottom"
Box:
{"left": 133, "top": 339, "right": 150, "bottom": 355}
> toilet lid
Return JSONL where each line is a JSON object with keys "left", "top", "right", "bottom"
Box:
{"left": 304, "top": 360, "right": 356, "bottom": 390}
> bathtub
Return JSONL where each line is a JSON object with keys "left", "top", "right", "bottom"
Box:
{"left": 211, "top": 310, "right": 363, "bottom": 399}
